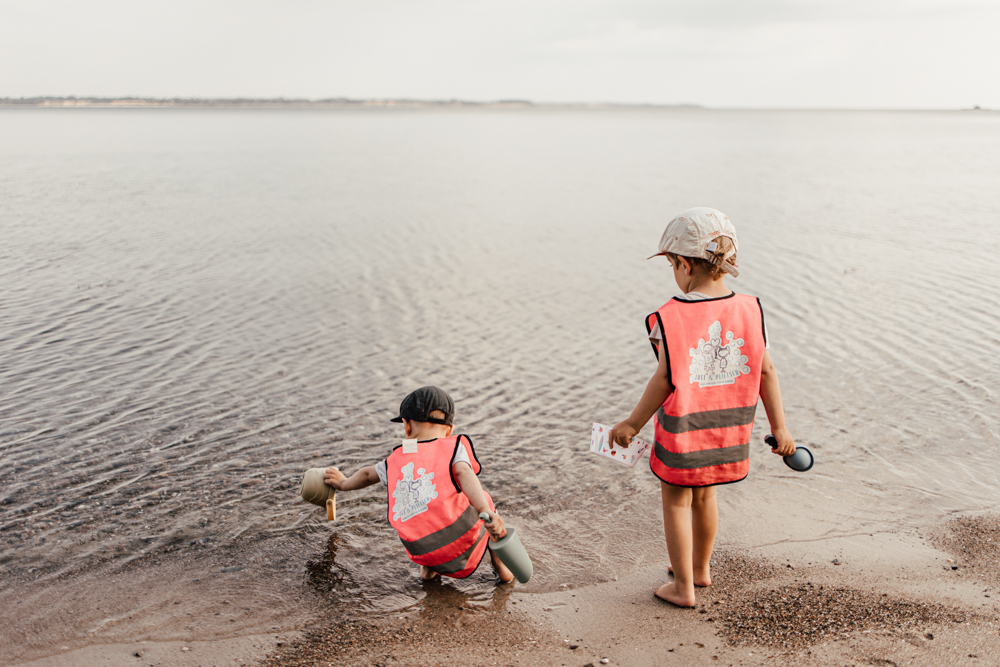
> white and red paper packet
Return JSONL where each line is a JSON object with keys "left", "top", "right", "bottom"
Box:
{"left": 589, "top": 422, "right": 651, "bottom": 468}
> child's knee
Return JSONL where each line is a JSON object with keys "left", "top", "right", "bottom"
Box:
{"left": 691, "top": 487, "right": 716, "bottom": 504}
{"left": 661, "top": 482, "right": 694, "bottom": 507}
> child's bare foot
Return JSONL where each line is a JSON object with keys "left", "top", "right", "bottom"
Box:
{"left": 667, "top": 563, "right": 711, "bottom": 587}
{"left": 654, "top": 582, "right": 696, "bottom": 608}
{"left": 420, "top": 566, "right": 440, "bottom": 580}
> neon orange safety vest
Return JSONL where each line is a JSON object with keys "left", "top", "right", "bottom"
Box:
{"left": 385, "top": 435, "right": 492, "bottom": 578}
{"left": 645, "top": 293, "right": 766, "bottom": 487}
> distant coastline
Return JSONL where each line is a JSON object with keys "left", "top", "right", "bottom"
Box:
{"left": 0, "top": 96, "right": 705, "bottom": 110}
{"left": 1, "top": 98, "right": 993, "bottom": 111}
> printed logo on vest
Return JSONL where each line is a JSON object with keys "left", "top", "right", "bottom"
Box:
{"left": 392, "top": 462, "right": 439, "bottom": 522}
{"left": 689, "top": 321, "right": 750, "bottom": 388}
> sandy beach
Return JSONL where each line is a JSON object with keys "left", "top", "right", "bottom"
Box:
{"left": 4, "top": 514, "right": 999, "bottom": 666}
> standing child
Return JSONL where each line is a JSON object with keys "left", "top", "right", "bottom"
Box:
{"left": 323, "top": 386, "right": 514, "bottom": 583}
{"left": 610, "top": 207, "right": 795, "bottom": 608}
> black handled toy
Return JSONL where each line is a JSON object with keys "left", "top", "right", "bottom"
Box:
{"left": 765, "top": 434, "right": 814, "bottom": 472}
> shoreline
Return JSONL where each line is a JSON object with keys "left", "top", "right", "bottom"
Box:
{"left": 4, "top": 515, "right": 999, "bottom": 666}
{"left": 0, "top": 98, "right": 993, "bottom": 112}
{"left": 0, "top": 97, "right": 704, "bottom": 110}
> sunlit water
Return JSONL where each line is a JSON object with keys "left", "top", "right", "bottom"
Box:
{"left": 1, "top": 108, "right": 999, "bottom": 614}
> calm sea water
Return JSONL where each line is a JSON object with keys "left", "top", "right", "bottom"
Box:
{"left": 1, "top": 108, "right": 999, "bottom": 612}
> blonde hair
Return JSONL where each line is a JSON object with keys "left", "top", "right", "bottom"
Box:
{"left": 666, "top": 236, "right": 738, "bottom": 280}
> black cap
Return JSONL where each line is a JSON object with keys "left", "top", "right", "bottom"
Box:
{"left": 390, "top": 386, "right": 455, "bottom": 425}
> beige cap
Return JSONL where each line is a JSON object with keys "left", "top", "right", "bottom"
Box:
{"left": 650, "top": 207, "right": 740, "bottom": 277}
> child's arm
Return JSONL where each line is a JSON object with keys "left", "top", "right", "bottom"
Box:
{"left": 610, "top": 341, "right": 673, "bottom": 447}
{"left": 452, "top": 461, "right": 507, "bottom": 541}
{"left": 759, "top": 349, "right": 796, "bottom": 456}
{"left": 323, "top": 465, "right": 380, "bottom": 491}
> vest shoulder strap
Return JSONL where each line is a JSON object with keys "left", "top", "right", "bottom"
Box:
{"left": 455, "top": 434, "right": 481, "bottom": 474}
{"left": 447, "top": 434, "right": 481, "bottom": 494}
{"left": 645, "top": 310, "right": 665, "bottom": 361}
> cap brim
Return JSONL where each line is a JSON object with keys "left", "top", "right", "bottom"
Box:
{"left": 389, "top": 416, "right": 403, "bottom": 423}
{"left": 647, "top": 252, "right": 667, "bottom": 260}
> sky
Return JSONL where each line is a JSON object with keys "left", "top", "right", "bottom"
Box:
{"left": 1, "top": 0, "right": 998, "bottom": 108}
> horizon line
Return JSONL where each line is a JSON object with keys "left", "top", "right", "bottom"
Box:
{"left": 0, "top": 96, "right": 992, "bottom": 112}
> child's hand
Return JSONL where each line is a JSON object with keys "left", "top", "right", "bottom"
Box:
{"left": 609, "top": 421, "right": 637, "bottom": 449}
{"left": 768, "top": 428, "right": 796, "bottom": 457}
{"left": 482, "top": 511, "right": 507, "bottom": 541}
{"left": 323, "top": 466, "right": 346, "bottom": 490}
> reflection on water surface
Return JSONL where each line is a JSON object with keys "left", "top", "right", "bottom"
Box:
{"left": 1, "top": 108, "right": 999, "bottom": 613}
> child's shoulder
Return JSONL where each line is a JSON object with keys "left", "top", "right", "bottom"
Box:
{"left": 654, "top": 291, "right": 762, "bottom": 307}
{"left": 435, "top": 433, "right": 471, "bottom": 446}
{"left": 648, "top": 293, "right": 764, "bottom": 325}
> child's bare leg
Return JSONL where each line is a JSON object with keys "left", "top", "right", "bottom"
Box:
{"left": 420, "top": 566, "right": 440, "bottom": 580}
{"left": 490, "top": 550, "right": 514, "bottom": 584}
{"left": 655, "top": 482, "right": 697, "bottom": 607}
{"left": 690, "top": 486, "right": 717, "bottom": 586}
{"left": 665, "top": 486, "right": 717, "bottom": 586}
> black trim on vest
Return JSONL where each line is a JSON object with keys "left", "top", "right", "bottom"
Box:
{"left": 670, "top": 291, "right": 737, "bottom": 303}
{"left": 649, "top": 460, "right": 749, "bottom": 489}
{"left": 658, "top": 312, "right": 672, "bottom": 387}
{"left": 430, "top": 525, "right": 488, "bottom": 575}
{"left": 399, "top": 504, "right": 481, "bottom": 556}
{"left": 448, "top": 438, "right": 462, "bottom": 494}
{"left": 460, "top": 434, "right": 482, "bottom": 473}
{"left": 756, "top": 296, "right": 767, "bottom": 348}
{"left": 448, "top": 435, "right": 481, "bottom": 494}
{"left": 655, "top": 405, "right": 757, "bottom": 434}
{"left": 644, "top": 311, "right": 671, "bottom": 385}
{"left": 387, "top": 437, "right": 443, "bottom": 454}
{"left": 653, "top": 441, "right": 750, "bottom": 469}
{"left": 645, "top": 312, "right": 658, "bottom": 359}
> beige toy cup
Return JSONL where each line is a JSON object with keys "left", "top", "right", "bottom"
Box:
{"left": 300, "top": 467, "right": 336, "bottom": 521}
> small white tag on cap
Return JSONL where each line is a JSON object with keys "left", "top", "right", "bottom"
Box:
{"left": 402, "top": 439, "right": 418, "bottom": 454}
{"left": 706, "top": 241, "right": 718, "bottom": 252}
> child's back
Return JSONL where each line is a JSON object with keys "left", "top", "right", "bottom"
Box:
{"left": 610, "top": 207, "right": 795, "bottom": 607}
{"left": 321, "top": 386, "right": 514, "bottom": 583}
{"left": 384, "top": 432, "right": 489, "bottom": 578}
{"left": 645, "top": 292, "right": 766, "bottom": 487}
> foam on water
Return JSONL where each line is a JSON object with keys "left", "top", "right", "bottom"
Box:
{"left": 1, "top": 108, "right": 998, "bottom": 612}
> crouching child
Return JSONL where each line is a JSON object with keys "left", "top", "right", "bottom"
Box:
{"left": 323, "top": 386, "right": 514, "bottom": 583}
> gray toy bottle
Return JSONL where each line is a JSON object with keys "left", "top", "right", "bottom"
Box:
{"left": 480, "top": 512, "right": 533, "bottom": 583}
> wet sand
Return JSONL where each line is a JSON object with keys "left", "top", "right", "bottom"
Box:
{"left": 261, "top": 516, "right": 1000, "bottom": 667}
{"left": 0, "top": 534, "right": 312, "bottom": 666}
{"left": 7, "top": 515, "right": 1000, "bottom": 666}
{"left": 10, "top": 635, "right": 290, "bottom": 667}
{"left": 512, "top": 523, "right": 1000, "bottom": 667}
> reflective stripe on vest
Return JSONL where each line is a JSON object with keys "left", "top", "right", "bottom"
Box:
{"left": 646, "top": 293, "right": 765, "bottom": 487}
{"left": 430, "top": 525, "right": 489, "bottom": 575}
{"left": 385, "top": 434, "right": 488, "bottom": 577}
{"left": 399, "top": 504, "right": 481, "bottom": 556}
